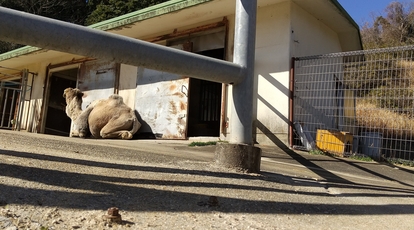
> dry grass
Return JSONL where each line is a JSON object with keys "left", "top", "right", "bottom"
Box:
{"left": 356, "top": 60, "right": 414, "bottom": 138}
{"left": 397, "top": 60, "right": 414, "bottom": 86}
{"left": 356, "top": 100, "right": 414, "bottom": 138}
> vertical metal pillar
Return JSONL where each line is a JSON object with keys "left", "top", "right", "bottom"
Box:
{"left": 230, "top": 0, "right": 257, "bottom": 145}
{"left": 16, "top": 69, "right": 28, "bottom": 131}
{"left": 289, "top": 58, "right": 295, "bottom": 148}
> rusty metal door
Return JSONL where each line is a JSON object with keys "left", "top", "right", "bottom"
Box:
{"left": 135, "top": 44, "right": 190, "bottom": 139}
{"left": 78, "top": 60, "right": 118, "bottom": 109}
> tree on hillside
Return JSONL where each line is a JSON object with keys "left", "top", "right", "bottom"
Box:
{"left": 361, "top": 1, "right": 414, "bottom": 49}
{"left": 85, "top": 0, "right": 169, "bottom": 25}
{"left": 0, "top": 0, "right": 88, "bottom": 24}
{"left": 0, "top": 0, "right": 89, "bottom": 53}
{"left": 0, "top": 0, "right": 169, "bottom": 53}
{"left": 345, "top": 1, "right": 414, "bottom": 124}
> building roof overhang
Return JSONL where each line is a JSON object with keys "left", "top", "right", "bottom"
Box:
{"left": 0, "top": 0, "right": 362, "bottom": 70}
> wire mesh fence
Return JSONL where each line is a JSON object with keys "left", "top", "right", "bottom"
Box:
{"left": 292, "top": 45, "right": 414, "bottom": 165}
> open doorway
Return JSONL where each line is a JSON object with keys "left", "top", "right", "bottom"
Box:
{"left": 44, "top": 68, "right": 77, "bottom": 136}
{"left": 187, "top": 48, "right": 224, "bottom": 137}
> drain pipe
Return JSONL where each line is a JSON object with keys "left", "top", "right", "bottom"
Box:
{"left": 214, "top": 0, "right": 261, "bottom": 173}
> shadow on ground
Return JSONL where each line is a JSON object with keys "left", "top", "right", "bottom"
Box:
{"left": 1, "top": 147, "right": 414, "bottom": 215}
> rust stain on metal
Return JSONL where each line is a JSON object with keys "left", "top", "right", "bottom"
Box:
{"left": 170, "top": 101, "right": 177, "bottom": 114}
{"left": 180, "top": 101, "right": 186, "bottom": 111}
{"left": 47, "top": 57, "right": 95, "bottom": 69}
{"left": 172, "top": 92, "right": 184, "bottom": 97}
{"left": 169, "top": 84, "right": 177, "bottom": 91}
{"left": 147, "top": 18, "right": 227, "bottom": 43}
{"left": 135, "top": 53, "right": 189, "bottom": 140}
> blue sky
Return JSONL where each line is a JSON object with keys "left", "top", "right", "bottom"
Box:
{"left": 337, "top": 0, "right": 407, "bottom": 26}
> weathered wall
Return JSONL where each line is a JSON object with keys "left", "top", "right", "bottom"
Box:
{"left": 135, "top": 67, "right": 189, "bottom": 139}
{"left": 252, "top": 2, "right": 292, "bottom": 146}
{"left": 119, "top": 64, "right": 138, "bottom": 110}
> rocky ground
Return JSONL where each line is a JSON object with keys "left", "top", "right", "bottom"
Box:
{"left": 0, "top": 130, "right": 414, "bottom": 229}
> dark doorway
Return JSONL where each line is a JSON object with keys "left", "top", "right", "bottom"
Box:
{"left": 44, "top": 68, "right": 77, "bottom": 136}
{"left": 187, "top": 48, "right": 224, "bottom": 137}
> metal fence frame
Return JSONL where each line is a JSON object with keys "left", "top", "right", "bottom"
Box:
{"left": 292, "top": 45, "right": 414, "bottom": 165}
{"left": 0, "top": 68, "right": 29, "bottom": 130}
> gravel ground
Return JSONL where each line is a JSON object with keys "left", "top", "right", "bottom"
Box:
{"left": 0, "top": 130, "right": 414, "bottom": 230}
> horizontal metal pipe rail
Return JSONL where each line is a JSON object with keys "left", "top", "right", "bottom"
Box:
{"left": 0, "top": 7, "right": 243, "bottom": 84}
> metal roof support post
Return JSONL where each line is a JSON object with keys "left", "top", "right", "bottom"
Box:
{"left": 16, "top": 69, "right": 28, "bottom": 131}
{"left": 214, "top": 0, "right": 261, "bottom": 173}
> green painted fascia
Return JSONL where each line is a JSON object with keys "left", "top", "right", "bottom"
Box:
{"left": 329, "top": 0, "right": 363, "bottom": 50}
{"left": 0, "top": 0, "right": 212, "bottom": 61}
{"left": 90, "top": 0, "right": 213, "bottom": 31}
{"left": 0, "top": 46, "right": 43, "bottom": 62}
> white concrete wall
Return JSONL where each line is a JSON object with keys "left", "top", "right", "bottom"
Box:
{"left": 289, "top": 2, "right": 345, "bottom": 146}
{"left": 248, "top": 1, "right": 346, "bottom": 146}
{"left": 290, "top": 2, "right": 342, "bottom": 57}
{"left": 253, "top": 2, "right": 292, "bottom": 146}
{"left": 118, "top": 64, "right": 137, "bottom": 109}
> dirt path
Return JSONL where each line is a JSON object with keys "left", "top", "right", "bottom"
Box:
{"left": 0, "top": 130, "right": 414, "bottom": 229}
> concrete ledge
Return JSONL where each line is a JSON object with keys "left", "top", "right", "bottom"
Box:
{"left": 214, "top": 143, "right": 262, "bottom": 173}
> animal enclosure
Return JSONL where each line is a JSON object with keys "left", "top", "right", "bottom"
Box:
{"left": 292, "top": 45, "right": 414, "bottom": 165}
{"left": 0, "top": 68, "right": 32, "bottom": 131}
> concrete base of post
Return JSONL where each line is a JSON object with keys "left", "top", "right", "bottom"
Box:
{"left": 214, "top": 143, "right": 262, "bottom": 173}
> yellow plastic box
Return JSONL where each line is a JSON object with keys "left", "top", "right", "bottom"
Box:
{"left": 316, "top": 129, "right": 353, "bottom": 156}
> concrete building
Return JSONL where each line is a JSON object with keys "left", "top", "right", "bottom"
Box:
{"left": 0, "top": 0, "right": 361, "bottom": 146}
